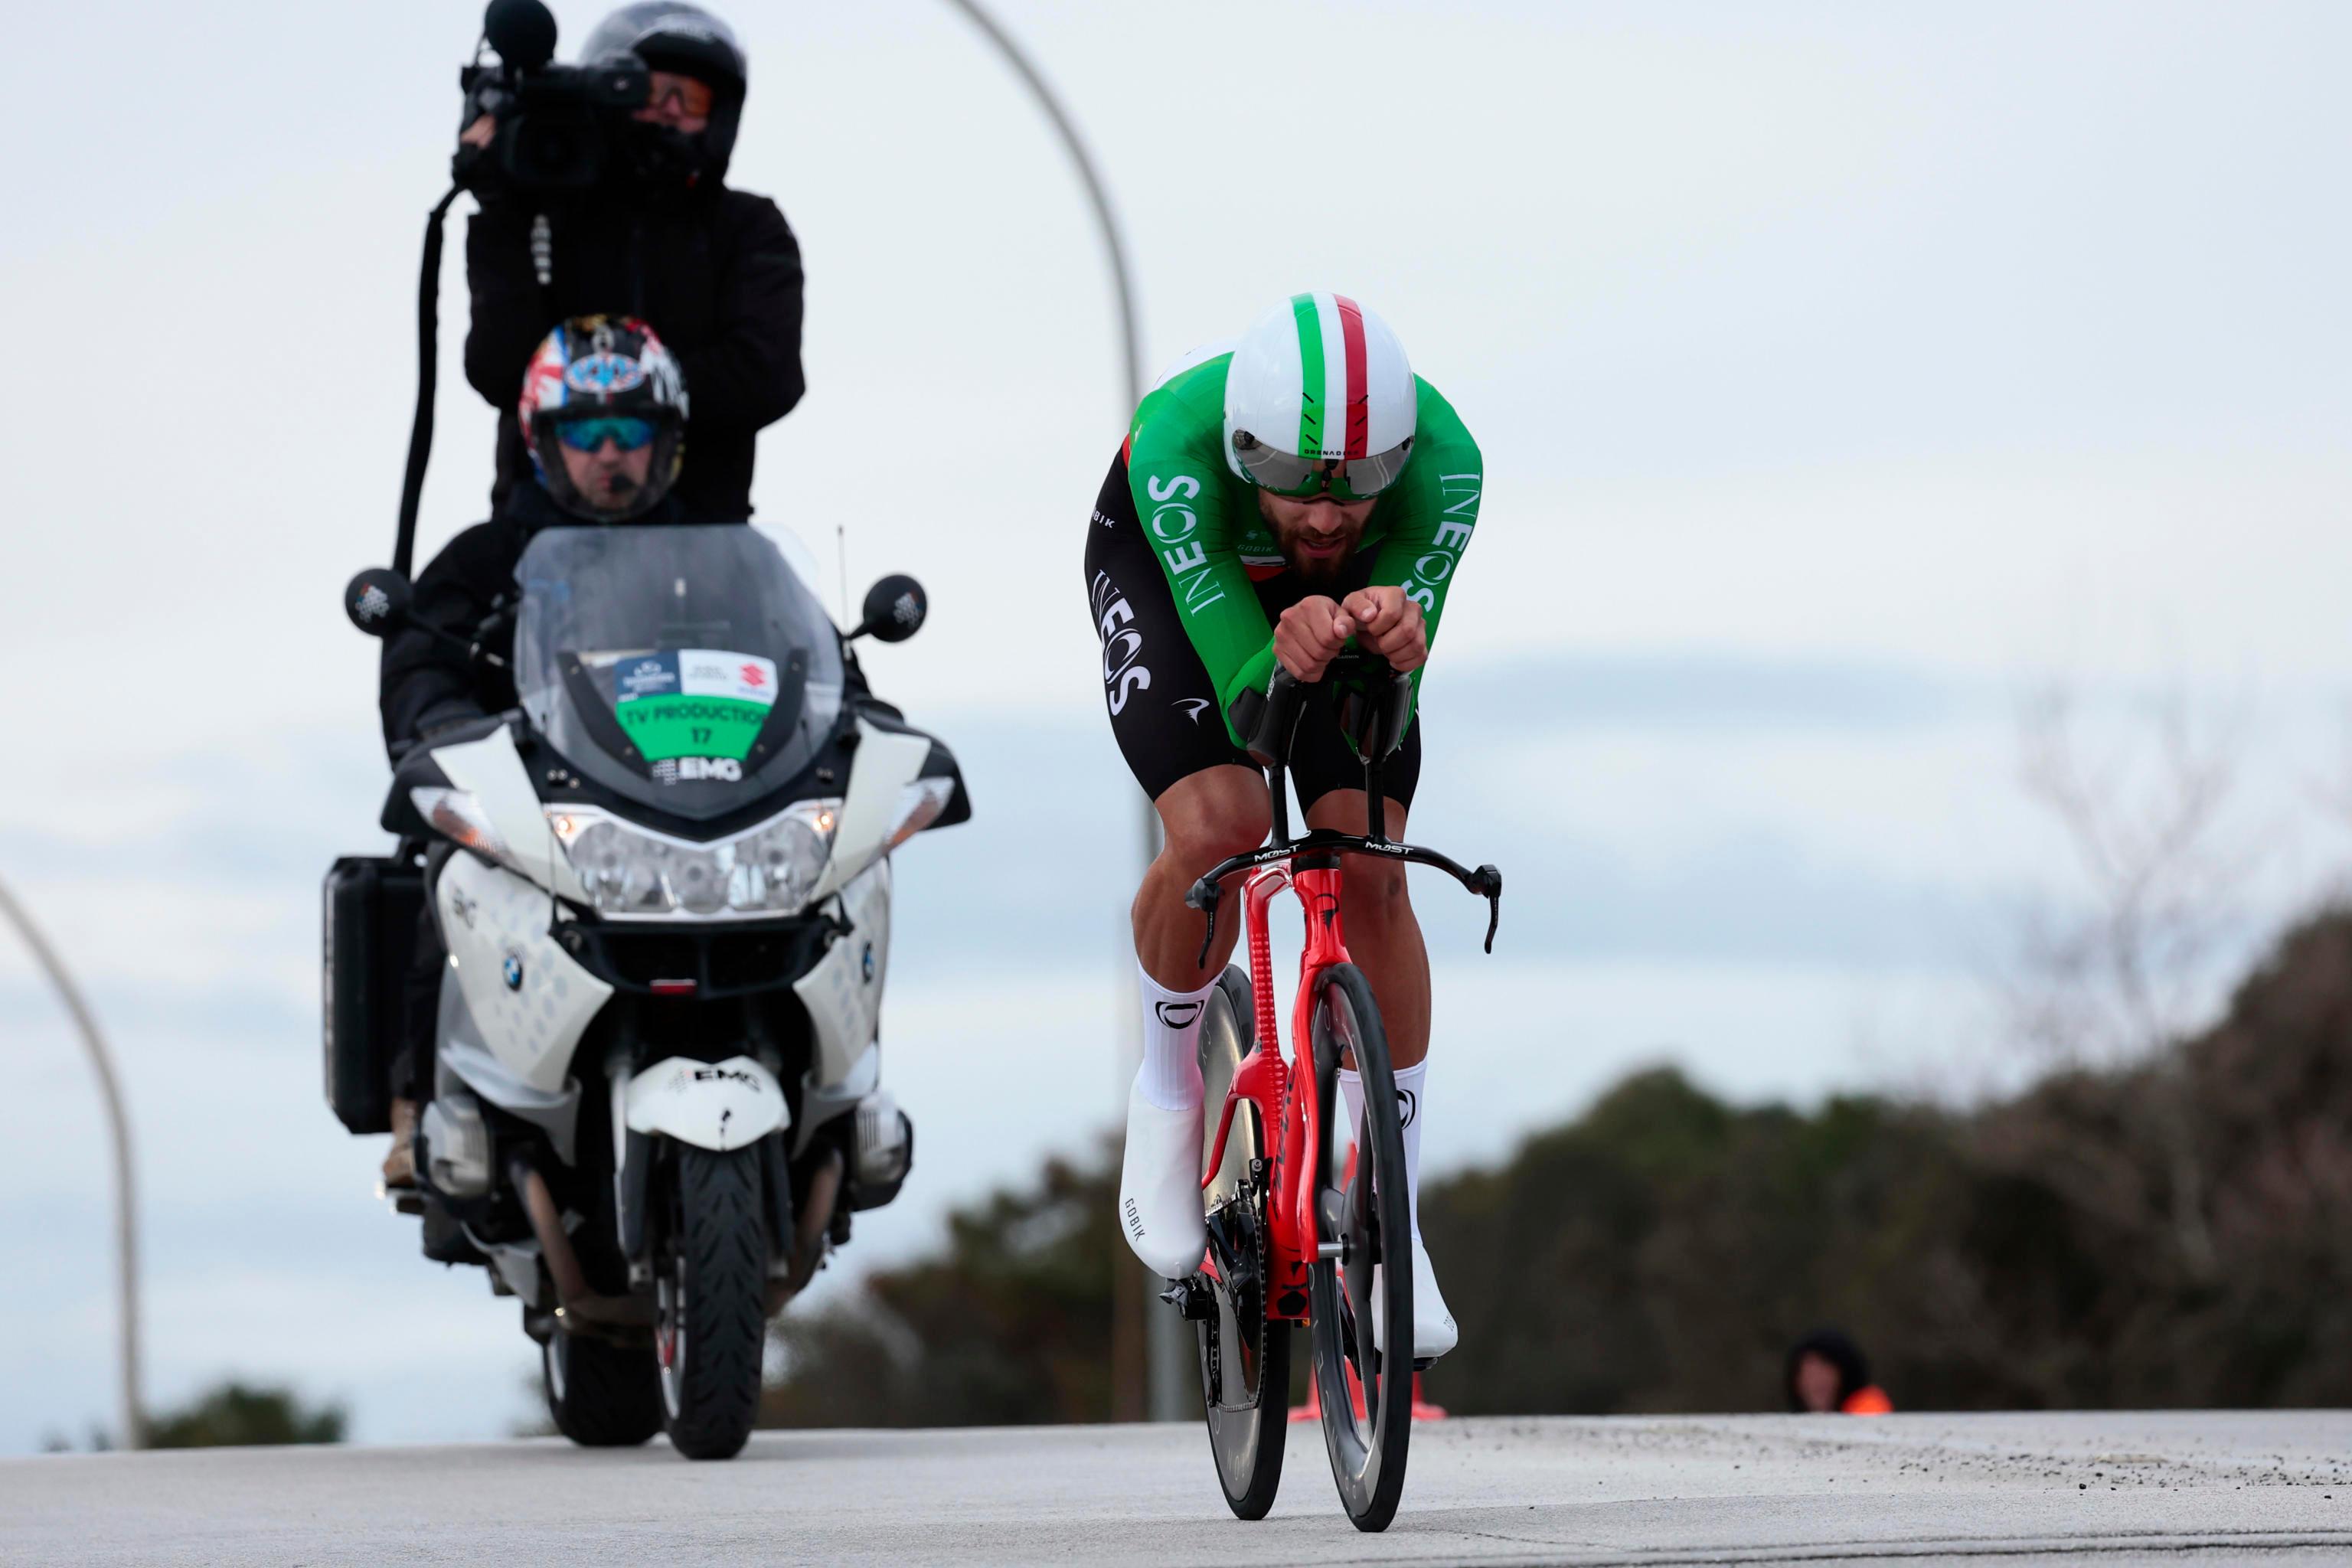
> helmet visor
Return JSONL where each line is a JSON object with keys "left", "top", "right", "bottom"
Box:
{"left": 557, "top": 416, "right": 658, "bottom": 452}
{"left": 1232, "top": 433, "right": 1414, "bottom": 501}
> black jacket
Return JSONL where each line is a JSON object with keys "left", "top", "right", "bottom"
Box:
{"left": 378, "top": 485, "right": 691, "bottom": 758}
{"left": 465, "top": 184, "right": 805, "bottom": 523}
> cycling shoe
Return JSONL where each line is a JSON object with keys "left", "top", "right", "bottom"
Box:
{"left": 1119, "top": 1081, "right": 1206, "bottom": 1279}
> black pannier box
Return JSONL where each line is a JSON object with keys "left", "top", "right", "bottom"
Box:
{"left": 323, "top": 854, "right": 426, "bottom": 1135}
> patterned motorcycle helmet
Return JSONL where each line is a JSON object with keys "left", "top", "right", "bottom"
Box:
{"left": 518, "top": 315, "right": 689, "bottom": 521}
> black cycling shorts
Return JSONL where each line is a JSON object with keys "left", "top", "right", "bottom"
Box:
{"left": 1083, "top": 449, "right": 1420, "bottom": 811}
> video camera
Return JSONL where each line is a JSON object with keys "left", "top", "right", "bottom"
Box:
{"left": 459, "top": 0, "right": 648, "bottom": 193}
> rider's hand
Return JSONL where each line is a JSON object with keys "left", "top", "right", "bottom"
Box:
{"left": 459, "top": 114, "right": 498, "bottom": 149}
{"left": 1274, "top": 595, "right": 1354, "bottom": 681}
{"left": 1341, "top": 586, "right": 1428, "bottom": 672}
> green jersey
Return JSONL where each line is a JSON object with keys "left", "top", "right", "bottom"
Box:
{"left": 1125, "top": 353, "right": 1483, "bottom": 746}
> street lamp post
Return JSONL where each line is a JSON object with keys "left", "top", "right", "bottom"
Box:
{"left": 0, "top": 873, "right": 145, "bottom": 1449}
{"left": 933, "top": 0, "right": 1192, "bottom": 1424}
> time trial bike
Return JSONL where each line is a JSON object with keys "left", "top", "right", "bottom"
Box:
{"left": 1162, "top": 658, "right": 1501, "bottom": 1532}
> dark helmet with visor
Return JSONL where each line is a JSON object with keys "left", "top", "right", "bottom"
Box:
{"left": 519, "top": 315, "right": 689, "bottom": 521}
{"left": 581, "top": 2, "right": 748, "bottom": 185}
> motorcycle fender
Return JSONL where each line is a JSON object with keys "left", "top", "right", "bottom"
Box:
{"left": 794, "top": 859, "right": 891, "bottom": 1091}
{"left": 437, "top": 854, "right": 612, "bottom": 1096}
{"left": 626, "top": 1055, "right": 789, "bottom": 1152}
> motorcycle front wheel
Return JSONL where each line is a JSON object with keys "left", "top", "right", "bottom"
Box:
{"left": 655, "top": 1145, "right": 771, "bottom": 1460}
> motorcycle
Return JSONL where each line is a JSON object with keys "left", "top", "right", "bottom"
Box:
{"left": 325, "top": 521, "right": 967, "bottom": 1459}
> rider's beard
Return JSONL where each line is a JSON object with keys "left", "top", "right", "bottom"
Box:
{"left": 1273, "top": 511, "right": 1365, "bottom": 585}
{"left": 596, "top": 470, "right": 642, "bottom": 510}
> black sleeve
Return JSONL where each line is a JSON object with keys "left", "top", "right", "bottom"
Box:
{"left": 463, "top": 198, "right": 550, "bottom": 410}
{"left": 378, "top": 521, "right": 522, "bottom": 758}
{"left": 671, "top": 194, "right": 806, "bottom": 435}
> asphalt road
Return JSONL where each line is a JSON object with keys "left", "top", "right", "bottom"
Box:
{"left": 7, "top": 1411, "right": 2350, "bottom": 1565}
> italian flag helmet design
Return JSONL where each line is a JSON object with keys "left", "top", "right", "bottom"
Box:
{"left": 1223, "top": 292, "right": 1417, "bottom": 486}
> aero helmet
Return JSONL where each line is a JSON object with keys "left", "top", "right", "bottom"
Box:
{"left": 582, "top": 2, "right": 749, "bottom": 184}
{"left": 1223, "top": 293, "right": 1418, "bottom": 501}
{"left": 518, "top": 315, "right": 689, "bottom": 521}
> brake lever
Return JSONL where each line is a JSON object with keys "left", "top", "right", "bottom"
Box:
{"left": 1473, "top": 864, "right": 1503, "bottom": 953}
{"left": 1187, "top": 878, "right": 1221, "bottom": 972}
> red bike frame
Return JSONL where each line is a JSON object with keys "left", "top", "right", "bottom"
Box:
{"left": 1200, "top": 854, "right": 1352, "bottom": 1321}
{"left": 1187, "top": 659, "right": 1501, "bottom": 1325}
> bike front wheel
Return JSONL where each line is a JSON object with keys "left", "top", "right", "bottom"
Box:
{"left": 1195, "top": 963, "right": 1290, "bottom": 1519}
{"left": 1306, "top": 962, "right": 1413, "bottom": 1532}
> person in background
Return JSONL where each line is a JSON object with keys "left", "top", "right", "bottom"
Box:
{"left": 459, "top": 2, "right": 803, "bottom": 523}
{"left": 1786, "top": 1328, "right": 1895, "bottom": 1415}
{"left": 377, "top": 316, "right": 691, "bottom": 1187}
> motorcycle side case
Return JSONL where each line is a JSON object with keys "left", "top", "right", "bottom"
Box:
{"left": 322, "top": 853, "right": 424, "bottom": 1135}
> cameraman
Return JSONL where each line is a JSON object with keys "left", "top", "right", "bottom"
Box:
{"left": 459, "top": 2, "right": 804, "bottom": 523}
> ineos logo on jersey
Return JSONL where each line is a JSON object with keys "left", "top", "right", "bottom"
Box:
{"left": 1403, "top": 471, "right": 1481, "bottom": 612}
{"left": 1142, "top": 470, "right": 1226, "bottom": 616}
{"left": 1155, "top": 1000, "right": 1204, "bottom": 1028}
{"left": 1089, "top": 569, "right": 1152, "bottom": 715}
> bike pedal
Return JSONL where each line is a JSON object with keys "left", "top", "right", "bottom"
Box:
{"left": 390, "top": 1191, "right": 425, "bottom": 1217}
{"left": 1157, "top": 1279, "right": 1214, "bottom": 1321}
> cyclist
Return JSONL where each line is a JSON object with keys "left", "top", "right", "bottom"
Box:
{"left": 1085, "top": 293, "right": 1481, "bottom": 1361}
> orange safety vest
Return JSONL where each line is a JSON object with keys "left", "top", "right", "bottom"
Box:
{"left": 1841, "top": 1385, "right": 1894, "bottom": 1416}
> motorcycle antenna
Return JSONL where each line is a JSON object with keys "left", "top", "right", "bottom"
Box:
{"left": 837, "top": 521, "right": 850, "bottom": 628}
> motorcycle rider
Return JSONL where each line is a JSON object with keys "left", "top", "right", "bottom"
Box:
{"left": 1086, "top": 294, "right": 1481, "bottom": 1361}
{"left": 377, "top": 314, "right": 691, "bottom": 1187}
{"left": 459, "top": 2, "right": 803, "bottom": 523}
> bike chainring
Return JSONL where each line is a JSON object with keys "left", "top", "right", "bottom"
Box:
{"left": 1201, "top": 1167, "right": 1272, "bottom": 1410}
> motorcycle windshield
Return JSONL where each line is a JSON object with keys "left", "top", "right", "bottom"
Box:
{"left": 514, "top": 524, "right": 846, "bottom": 822}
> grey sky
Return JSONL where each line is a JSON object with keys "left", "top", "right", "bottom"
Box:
{"left": 2, "top": 2, "right": 2347, "bottom": 1449}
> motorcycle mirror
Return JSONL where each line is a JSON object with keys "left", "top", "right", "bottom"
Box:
{"left": 851, "top": 574, "right": 927, "bottom": 644}
{"left": 345, "top": 568, "right": 413, "bottom": 639}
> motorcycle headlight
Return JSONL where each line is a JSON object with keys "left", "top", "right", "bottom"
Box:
{"left": 546, "top": 800, "right": 841, "bottom": 919}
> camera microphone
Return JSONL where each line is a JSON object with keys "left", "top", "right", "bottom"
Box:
{"left": 484, "top": 0, "right": 558, "bottom": 74}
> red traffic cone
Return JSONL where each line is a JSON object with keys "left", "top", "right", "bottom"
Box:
{"left": 1289, "top": 1365, "right": 1446, "bottom": 1423}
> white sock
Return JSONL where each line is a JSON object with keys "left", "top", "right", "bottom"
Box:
{"left": 1338, "top": 1061, "right": 1428, "bottom": 1240}
{"left": 1136, "top": 963, "right": 1215, "bottom": 1112}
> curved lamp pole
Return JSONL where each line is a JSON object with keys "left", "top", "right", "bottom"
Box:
{"left": 935, "top": 0, "right": 1144, "bottom": 413}
{"left": 933, "top": 0, "right": 1184, "bottom": 1423}
{"left": 0, "top": 873, "right": 144, "bottom": 1449}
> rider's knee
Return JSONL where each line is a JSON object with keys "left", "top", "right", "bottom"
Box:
{"left": 1158, "top": 769, "right": 1272, "bottom": 867}
{"left": 1343, "top": 861, "right": 1412, "bottom": 926}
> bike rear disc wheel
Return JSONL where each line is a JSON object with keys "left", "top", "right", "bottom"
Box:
{"left": 1196, "top": 963, "right": 1290, "bottom": 1520}
{"left": 1306, "top": 962, "right": 1413, "bottom": 1532}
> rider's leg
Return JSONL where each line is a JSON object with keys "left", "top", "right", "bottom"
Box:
{"left": 1116, "top": 766, "right": 1272, "bottom": 1276}
{"left": 1135, "top": 764, "right": 1269, "bottom": 996}
{"left": 1305, "top": 786, "right": 1455, "bottom": 1358}
{"left": 1302, "top": 791, "right": 1427, "bottom": 1066}
{"left": 1132, "top": 765, "right": 1270, "bottom": 1111}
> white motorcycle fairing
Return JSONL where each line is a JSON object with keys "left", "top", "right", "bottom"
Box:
{"left": 626, "top": 1055, "right": 789, "bottom": 1152}
{"left": 436, "top": 852, "right": 612, "bottom": 1096}
{"left": 795, "top": 858, "right": 891, "bottom": 1093}
{"left": 430, "top": 726, "right": 589, "bottom": 903}
{"left": 809, "top": 719, "right": 933, "bottom": 903}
